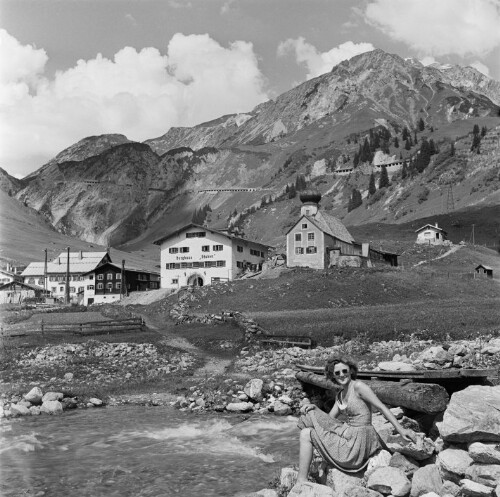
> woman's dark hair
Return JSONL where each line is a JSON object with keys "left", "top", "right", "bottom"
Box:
{"left": 325, "top": 356, "right": 358, "bottom": 383}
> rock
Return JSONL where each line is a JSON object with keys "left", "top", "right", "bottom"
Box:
{"left": 464, "top": 463, "right": 500, "bottom": 488}
{"left": 42, "top": 392, "right": 63, "bottom": 402}
{"left": 410, "top": 464, "right": 443, "bottom": 497}
{"left": 24, "top": 387, "right": 43, "bottom": 405}
{"left": 61, "top": 398, "right": 78, "bottom": 410}
{"left": 226, "top": 402, "right": 253, "bottom": 413}
{"left": 367, "top": 467, "right": 411, "bottom": 496}
{"left": 390, "top": 407, "right": 404, "bottom": 419}
{"left": 389, "top": 452, "right": 420, "bottom": 477}
{"left": 280, "top": 468, "right": 297, "bottom": 492}
{"left": 278, "top": 395, "right": 293, "bottom": 405}
{"left": 18, "top": 400, "right": 32, "bottom": 409}
{"left": 273, "top": 401, "right": 292, "bottom": 416}
{"left": 378, "top": 362, "right": 417, "bottom": 372}
{"left": 437, "top": 448, "right": 473, "bottom": 482}
{"left": 438, "top": 386, "right": 500, "bottom": 443}
{"left": 40, "top": 400, "right": 63, "bottom": 415}
{"left": 366, "top": 450, "right": 392, "bottom": 475}
{"left": 442, "top": 480, "right": 460, "bottom": 496}
{"left": 495, "top": 484, "right": 500, "bottom": 497}
{"left": 468, "top": 442, "right": 500, "bottom": 464}
{"left": 64, "top": 372, "right": 74, "bottom": 381}
{"left": 244, "top": 379, "right": 264, "bottom": 401}
{"left": 288, "top": 482, "right": 334, "bottom": 497}
{"left": 195, "top": 398, "right": 206, "bottom": 408}
{"left": 385, "top": 434, "right": 435, "bottom": 461}
{"left": 238, "top": 393, "right": 249, "bottom": 401}
{"left": 460, "top": 478, "right": 495, "bottom": 496}
{"left": 250, "top": 490, "right": 278, "bottom": 497}
{"left": 29, "top": 406, "right": 41, "bottom": 415}
{"left": 326, "top": 467, "right": 364, "bottom": 495}
{"left": 448, "top": 344, "right": 467, "bottom": 356}
{"left": 10, "top": 404, "right": 31, "bottom": 416}
{"left": 419, "top": 346, "right": 451, "bottom": 365}
{"left": 89, "top": 398, "right": 103, "bottom": 407}
{"left": 343, "top": 487, "right": 383, "bottom": 497}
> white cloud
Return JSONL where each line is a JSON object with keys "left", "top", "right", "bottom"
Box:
{"left": 363, "top": 0, "right": 500, "bottom": 57}
{"left": 277, "top": 38, "right": 375, "bottom": 79}
{"left": 469, "top": 61, "right": 490, "bottom": 76}
{"left": 221, "top": 0, "right": 235, "bottom": 15}
{"left": 0, "top": 31, "right": 268, "bottom": 176}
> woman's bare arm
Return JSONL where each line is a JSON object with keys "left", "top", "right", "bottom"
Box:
{"left": 329, "top": 402, "right": 340, "bottom": 419}
{"left": 355, "top": 381, "right": 417, "bottom": 442}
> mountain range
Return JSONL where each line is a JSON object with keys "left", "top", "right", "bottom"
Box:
{"left": 2, "top": 48, "right": 500, "bottom": 264}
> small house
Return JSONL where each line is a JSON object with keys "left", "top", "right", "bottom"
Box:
{"left": 415, "top": 223, "right": 447, "bottom": 245}
{"left": 475, "top": 264, "right": 493, "bottom": 279}
{"left": 0, "top": 281, "right": 49, "bottom": 304}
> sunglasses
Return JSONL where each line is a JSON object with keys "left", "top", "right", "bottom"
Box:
{"left": 333, "top": 368, "right": 350, "bottom": 377}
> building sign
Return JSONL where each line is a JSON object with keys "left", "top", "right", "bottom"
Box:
{"left": 201, "top": 254, "right": 214, "bottom": 259}
{"left": 176, "top": 256, "right": 193, "bottom": 261}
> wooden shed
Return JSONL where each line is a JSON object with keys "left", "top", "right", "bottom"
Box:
{"left": 475, "top": 264, "right": 493, "bottom": 278}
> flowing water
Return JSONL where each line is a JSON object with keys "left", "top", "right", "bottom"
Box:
{"left": 0, "top": 406, "right": 299, "bottom": 496}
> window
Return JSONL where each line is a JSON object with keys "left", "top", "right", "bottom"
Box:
{"left": 202, "top": 245, "right": 210, "bottom": 252}
{"left": 295, "top": 247, "right": 304, "bottom": 255}
{"left": 302, "top": 223, "right": 308, "bottom": 229}
{"left": 97, "top": 274, "right": 104, "bottom": 280}
{"left": 308, "top": 233, "right": 315, "bottom": 241}
{"left": 51, "top": 287, "right": 56, "bottom": 293}
{"left": 169, "top": 247, "right": 179, "bottom": 254}
{"left": 97, "top": 283, "right": 104, "bottom": 290}
{"left": 107, "top": 273, "right": 113, "bottom": 280}
{"left": 250, "top": 249, "right": 260, "bottom": 256}
{"left": 216, "top": 260, "right": 226, "bottom": 267}
{"left": 59, "top": 286, "right": 64, "bottom": 292}
{"left": 116, "top": 273, "right": 121, "bottom": 280}
{"left": 57, "top": 276, "right": 64, "bottom": 281}
{"left": 180, "top": 262, "right": 193, "bottom": 269}
{"left": 204, "top": 261, "right": 215, "bottom": 268}
{"left": 295, "top": 233, "right": 302, "bottom": 242}
{"left": 70, "top": 287, "right": 75, "bottom": 293}
{"left": 28, "top": 278, "right": 35, "bottom": 284}
{"left": 89, "top": 274, "right": 94, "bottom": 280}
{"left": 172, "top": 278, "right": 178, "bottom": 284}
{"left": 49, "top": 276, "right": 56, "bottom": 282}
{"left": 107, "top": 282, "right": 113, "bottom": 289}
{"left": 212, "top": 277, "right": 221, "bottom": 283}
{"left": 237, "top": 246, "right": 243, "bottom": 253}
{"left": 180, "top": 247, "right": 189, "bottom": 253}
{"left": 78, "top": 286, "right": 84, "bottom": 293}
{"left": 193, "top": 262, "right": 203, "bottom": 268}
{"left": 87, "top": 285, "right": 94, "bottom": 290}
{"left": 237, "top": 261, "right": 244, "bottom": 268}
{"left": 116, "top": 282, "right": 121, "bottom": 289}
{"left": 149, "top": 282, "right": 158, "bottom": 289}
{"left": 213, "top": 245, "right": 223, "bottom": 251}
{"left": 38, "top": 278, "right": 44, "bottom": 285}
{"left": 186, "top": 232, "right": 206, "bottom": 238}
{"left": 306, "top": 246, "right": 317, "bottom": 254}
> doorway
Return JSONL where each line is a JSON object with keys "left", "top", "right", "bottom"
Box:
{"left": 187, "top": 274, "right": 204, "bottom": 287}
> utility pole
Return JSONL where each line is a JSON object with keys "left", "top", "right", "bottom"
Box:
{"left": 472, "top": 224, "right": 475, "bottom": 246}
{"left": 65, "top": 247, "right": 70, "bottom": 304}
{"left": 44, "top": 248, "right": 48, "bottom": 298}
{"left": 121, "top": 259, "right": 125, "bottom": 299}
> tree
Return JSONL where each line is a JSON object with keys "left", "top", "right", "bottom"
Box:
{"left": 368, "top": 172, "right": 376, "bottom": 196}
{"left": 402, "top": 161, "right": 408, "bottom": 179}
{"left": 405, "top": 138, "right": 411, "bottom": 150}
{"left": 360, "top": 138, "right": 372, "bottom": 163}
{"left": 481, "top": 126, "right": 488, "bottom": 137}
{"left": 348, "top": 189, "right": 363, "bottom": 212}
{"left": 429, "top": 139, "right": 436, "bottom": 156}
{"left": 414, "top": 130, "right": 418, "bottom": 143}
{"left": 471, "top": 133, "right": 481, "bottom": 152}
{"left": 402, "top": 127, "right": 409, "bottom": 141}
{"left": 450, "top": 142, "right": 455, "bottom": 157}
{"left": 288, "top": 183, "right": 297, "bottom": 199}
{"left": 418, "top": 117, "right": 425, "bottom": 131}
{"left": 295, "top": 174, "right": 307, "bottom": 191}
{"left": 378, "top": 165, "right": 390, "bottom": 189}
{"left": 473, "top": 124, "right": 480, "bottom": 136}
{"left": 394, "top": 136, "right": 399, "bottom": 148}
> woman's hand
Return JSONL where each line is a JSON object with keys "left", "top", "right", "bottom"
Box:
{"left": 399, "top": 428, "right": 418, "bottom": 443}
{"left": 300, "top": 404, "right": 316, "bottom": 415}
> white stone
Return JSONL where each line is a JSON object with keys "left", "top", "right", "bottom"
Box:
{"left": 64, "top": 372, "right": 74, "bottom": 381}
{"left": 278, "top": 395, "right": 293, "bottom": 405}
{"left": 287, "top": 482, "right": 334, "bottom": 497}
{"left": 29, "top": 406, "right": 41, "bottom": 416}
{"left": 468, "top": 442, "right": 500, "bottom": 464}
{"left": 280, "top": 467, "right": 297, "bottom": 492}
{"left": 244, "top": 379, "right": 264, "bottom": 401}
{"left": 438, "top": 386, "right": 500, "bottom": 443}
{"left": 254, "top": 490, "right": 278, "bottom": 497}
{"left": 437, "top": 448, "right": 473, "bottom": 482}
{"left": 24, "top": 387, "right": 43, "bottom": 404}
{"left": 366, "top": 450, "right": 392, "bottom": 475}
{"left": 419, "top": 346, "right": 451, "bottom": 364}
{"left": 464, "top": 463, "right": 500, "bottom": 488}
{"left": 460, "top": 478, "right": 494, "bottom": 496}
{"left": 40, "top": 400, "right": 63, "bottom": 415}
{"left": 378, "top": 361, "right": 417, "bottom": 372}
{"left": 326, "top": 467, "right": 364, "bottom": 494}
{"left": 42, "top": 392, "right": 63, "bottom": 402}
{"left": 226, "top": 402, "right": 253, "bottom": 412}
{"left": 10, "top": 404, "right": 31, "bottom": 416}
{"left": 410, "top": 465, "right": 443, "bottom": 497}
{"left": 367, "top": 466, "right": 411, "bottom": 496}
{"left": 273, "top": 401, "right": 292, "bottom": 416}
{"left": 389, "top": 452, "right": 420, "bottom": 477}
{"left": 89, "top": 398, "right": 103, "bottom": 406}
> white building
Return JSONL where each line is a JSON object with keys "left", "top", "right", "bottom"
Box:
{"left": 415, "top": 223, "right": 448, "bottom": 245}
{"left": 153, "top": 224, "right": 272, "bottom": 289}
{"left": 21, "top": 251, "right": 110, "bottom": 303}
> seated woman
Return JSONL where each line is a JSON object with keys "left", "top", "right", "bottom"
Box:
{"left": 296, "top": 355, "right": 417, "bottom": 484}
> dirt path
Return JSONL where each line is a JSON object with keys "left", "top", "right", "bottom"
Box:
{"left": 413, "top": 244, "right": 462, "bottom": 267}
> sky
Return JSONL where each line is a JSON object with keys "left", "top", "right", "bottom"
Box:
{"left": 1, "top": 0, "right": 500, "bottom": 178}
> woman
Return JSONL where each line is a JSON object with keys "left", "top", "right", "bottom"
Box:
{"left": 296, "top": 356, "right": 417, "bottom": 484}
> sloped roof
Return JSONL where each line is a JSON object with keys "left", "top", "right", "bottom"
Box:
{"left": 153, "top": 223, "right": 274, "bottom": 249}
{"left": 81, "top": 262, "right": 160, "bottom": 276}
{"left": 313, "top": 211, "right": 354, "bottom": 243}
{"left": 21, "top": 252, "right": 109, "bottom": 277}
{"left": 475, "top": 264, "right": 492, "bottom": 271}
{"left": 0, "top": 281, "right": 48, "bottom": 292}
{"left": 415, "top": 224, "right": 447, "bottom": 234}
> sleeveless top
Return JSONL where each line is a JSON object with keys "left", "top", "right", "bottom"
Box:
{"left": 336, "top": 383, "right": 373, "bottom": 427}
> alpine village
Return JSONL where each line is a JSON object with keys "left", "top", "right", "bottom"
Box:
{"left": 1, "top": 49, "right": 500, "bottom": 497}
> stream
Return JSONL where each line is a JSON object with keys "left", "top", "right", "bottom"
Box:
{"left": 0, "top": 406, "right": 299, "bottom": 496}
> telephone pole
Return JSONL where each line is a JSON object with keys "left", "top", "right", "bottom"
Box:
{"left": 472, "top": 224, "right": 475, "bottom": 246}
{"left": 65, "top": 247, "right": 70, "bottom": 304}
{"left": 44, "top": 248, "right": 48, "bottom": 297}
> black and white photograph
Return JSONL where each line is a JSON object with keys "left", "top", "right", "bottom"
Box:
{"left": 1, "top": 0, "right": 500, "bottom": 495}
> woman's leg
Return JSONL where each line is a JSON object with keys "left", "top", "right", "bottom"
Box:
{"left": 297, "top": 427, "right": 314, "bottom": 483}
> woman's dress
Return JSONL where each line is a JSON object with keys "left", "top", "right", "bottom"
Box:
{"left": 297, "top": 384, "right": 383, "bottom": 472}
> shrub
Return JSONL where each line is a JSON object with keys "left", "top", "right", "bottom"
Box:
{"left": 417, "top": 187, "right": 430, "bottom": 204}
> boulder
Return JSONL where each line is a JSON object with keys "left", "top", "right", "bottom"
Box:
{"left": 10, "top": 404, "right": 31, "bottom": 416}
{"left": 378, "top": 362, "right": 417, "bottom": 372}
{"left": 42, "top": 392, "right": 63, "bottom": 402}
{"left": 342, "top": 487, "right": 383, "bottom": 497}
{"left": 89, "top": 398, "right": 103, "bottom": 407}
{"left": 389, "top": 453, "right": 420, "bottom": 477}
{"left": 410, "top": 465, "right": 443, "bottom": 497}
{"left": 40, "top": 400, "right": 63, "bottom": 415}
{"left": 460, "top": 479, "right": 495, "bottom": 496}
{"left": 24, "top": 387, "right": 43, "bottom": 405}
{"left": 326, "top": 467, "right": 364, "bottom": 495}
{"left": 442, "top": 480, "right": 460, "bottom": 496}
{"left": 226, "top": 402, "right": 253, "bottom": 412}
{"left": 288, "top": 482, "right": 334, "bottom": 497}
{"left": 61, "top": 398, "right": 78, "bottom": 410}
{"left": 366, "top": 450, "right": 392, "bottom": 475}
{"left": 273, "top": 401, "right": 292, "bottom": 416}
{"left": 29, "top": 406, "right": 41, "bottom": 416}
{"left": 367, "top": 467, "right": 411, "bottom": 496}
{"left": 464, "top": 463, "right": 500, "bottom": 488}
{"left": 419, "top": 346, "right": 451, "bottom": 365}
{"left": 438, "top": 386, "right": 500, "bottom": 443}
{"left": 244, "top": 379, "right": 264, "bottom": 401}
{"left": 244, "top": 490, "right": 278, "bottom": 497}
{"left": 468, "top": 442, "right": 500, "bottom": 464}
{"left": 437, "top": 448, "right": 473, "bottom": 482}
{"left": 385, "top": 434, "right": 435, "bottom": 461}
{"left": 280, "top": 468, "right": 297, "bottom": 492}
